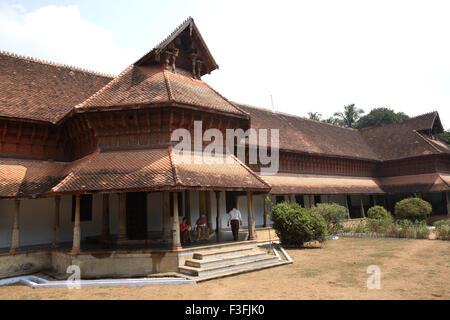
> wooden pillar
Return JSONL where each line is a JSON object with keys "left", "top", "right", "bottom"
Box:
{"left": 206, "top": 191, "right": 213, "bottom": 231}
{"left": 52, "top": 196, "right": 61, "bottom": 247}
{"left": 360, "top": 197, "right": 366, "bottom": 218}
{"left": 9, "top": 199, "right": 20, "bottom": 254}
{"left": 246, "top": 191, "right": 257, "bottom": 240}
{"left": 118, "top": 193, "right": 127, "bottom": 242}
{"left": 199, "top": 191, "right": 207, "bottom": 216}
{"left": 290, "top": 195, "right": 296, "bottom": 203}
{"left": 172, "top": 191, "right": 181, "bottom": 250}
{"left": 284, "top": 195, "right": 289, "bottom": 202}
{"left": 162, "top": 191, "right": 171, "bottom": 242}
{"left": 70, "top": 195, "right": 81, "bottom": 254}
{"left": 184, "top": 190, "right": 191, "bottom": 225}
{"left": 446, "top": 192, "right": 450, "bottom": 216}
{"left": 215, "top": 191, "right": 221, "bottom": 241}
{"left": 327, "top": 195, "right": 331, "bottom": 203}
{"left": 309, "top": 195, "right": 314, "bottom": 207}
{"left": 345, "top": 195, "right": 351, "bottom": 219}
{"left": 101, "top": 194, "right": 110, "bottom": 240}
{"left": 263, "top": 194, "right": 270, "bottom": 228}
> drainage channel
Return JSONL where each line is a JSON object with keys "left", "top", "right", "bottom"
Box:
{"left": 0, "top": 275, "right": 196, "bottom": 288}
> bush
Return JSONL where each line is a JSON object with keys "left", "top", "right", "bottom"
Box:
{"left": 394, "top": 198, "right": 432, "bottom": 221}
{"left": 367, "top": 206, "right": 392, "bottom": 220}
{"left": 434, "top": 220, "right": 450, "bottom": 240}
{"left": 392, "top": 220, "right": 430, "bottom": 239}
{"left": 366, "top": 218, "right": 394, "bottom": 234}
{"left": 310, "top": 203, "right": 348, "bottom": 235}
{"left": 271, "top": 202, "right": 328, "bottom": 246}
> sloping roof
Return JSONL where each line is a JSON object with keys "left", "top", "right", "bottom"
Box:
{"left": 0, "top": 158, "right": 67, "bottom": 197}
{"left": 0, "top": 52, "right": 113, "bottom": 124}
{"left": 50, "top": 147, "right": 269, "bottom": 195}
{"left": 236, "top": 103, "right": 380, "bottom": 161}
{"left": 75, "top": 65, "right": 246, "bottom": 116}
{"left": 359, "top": 112, "right": 449, "bottom": 161}
{"left": 378, "top": 173, "right": 450, "bottom": 193}
{"left": 261, "top": 173, "right": 384, "bottom": 195}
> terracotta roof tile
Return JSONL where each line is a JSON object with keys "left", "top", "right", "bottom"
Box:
{"left": 76, "top": 65, "right": 245, "bottom": 116}
{"left": 0, "top": 52, "right": 113, "bottom": 123}
{"left": 378, "top": 173, "right": 449, "bottom": 193}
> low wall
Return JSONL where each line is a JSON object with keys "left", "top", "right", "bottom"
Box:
{"left": 0, "top": 251, "right": 52, "bottom": 279}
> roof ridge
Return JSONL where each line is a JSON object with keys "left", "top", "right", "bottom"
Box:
{"left": 163, "top": 68, "right": 174, "bottom": 102}
{"left": 230, "top": 154, "right": 271, "bottom": 189}
{"left": 358, "top": 110, "right": 440, "bottom": 131}
{"left": 201, "top": 83, "right": 247, "bottom": 116}
{"left": 168, "top": 145, "right": 182, "bottom": 186}
{"left": 0, "top": 50, "right": 115, "bottom": 79}
{"left": 235, "top": 102, "right": 358, "bottom": 131}
{"left": 413, "top": 130, "right": 442, "bottom": 154}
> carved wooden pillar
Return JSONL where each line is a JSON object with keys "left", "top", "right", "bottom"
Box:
{"left": 206, "top": 191, "right": 213, "bottom": 231}
{"left": 172, "top": 191, "right": 181, "bottom": 250}
{"left": 101, "top": 194, "right": 110, "bottom": 240}
{"left": 71, "top": 195, "right": 81, "bottom": 254}
{"left": 9, "top": 199, "right": 20, "bottom": 254}
{"left": 215, "top": 191, "right": 221, "bottom": 241}
{"left": 246, "top": 191, "right": 257, "bottom": 240}
{"left": 184, "top": 190, "right": 191, "bottom": 225}
{"left": 162, "top": 191, "right": 171, "bottom": 242}
{"left": 360, "top": 198, "right": 366, "bottom": 218}
{"left": 263, "top": 194, "right": 270, "bottom": 228}
{"left": 52, "top": 196, "right": 61, "bottom": 247}
{"left": 446, "top": 192, "right": 450, "bottom": 216}
{"left": 118, "top": 193, "right": 127, "bottom": 242}
{"left": 199, "top": 190, "right": 207, "bottom": 216}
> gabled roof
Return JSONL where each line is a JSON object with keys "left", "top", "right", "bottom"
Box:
{"left": 135, "top": 17, "right": 218, "bottom": 76}
{"left": 236, "top": 103, "right": 381, "bottom": 161}
{"left": 0, "top": 51, "right": 113, "bottom": 124}
{"left": 75, "top": 65, "right": 246, "bottom": 117}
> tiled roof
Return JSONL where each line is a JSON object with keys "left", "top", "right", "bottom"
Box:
{"left": 260, "top": 173, "right": 384, "bottom": 195}
{"left": 359, "top": 113, "right": 450, "bottom": 161}
{"left": 75, "top": 65, "right": 246, "bottom": 116}
{"left": 378, "top": 173, "right": 449, "bottom": 193}
{"left": 50, "top": 147, "right": 269, "bottom": 195}
{"left": 236, "top": 103, "right": 380, "bottom": 161}
{"left": 0, "top": 158, "right": 67, "bottom": 197}
{"left": 0, "top": 51, "right": 113, "bottom": 123}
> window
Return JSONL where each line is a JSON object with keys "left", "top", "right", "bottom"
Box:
{"left": 72, "top": 195, "right": 93, "bottom": 222}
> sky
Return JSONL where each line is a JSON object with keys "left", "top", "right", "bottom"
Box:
{"left": 1, "top": 0, "right": 449, "bottom": 127}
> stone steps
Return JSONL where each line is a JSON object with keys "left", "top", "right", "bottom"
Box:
{"left": 193, "top": 246, "right": 255, "bottom": 260}
{"left": 185, "top": 251, "right": 268, "bottom": 268}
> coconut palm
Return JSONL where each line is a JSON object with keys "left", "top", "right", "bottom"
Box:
{"left": 307, "top": 112, "right": 322, "bottom": 121}
{"left": 334, "top": 104, "right": 365, "bottom": 128}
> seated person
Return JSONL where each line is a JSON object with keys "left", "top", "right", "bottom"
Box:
{"left": 180, "top": 217, "right": 192, "bottom": 244}
{"left": 195, "top": 215, "right": 210, "bottom": 241}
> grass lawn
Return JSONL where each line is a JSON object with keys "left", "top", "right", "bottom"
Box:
{"left": 0, "top": 238, "right": 448, "bottom": 300}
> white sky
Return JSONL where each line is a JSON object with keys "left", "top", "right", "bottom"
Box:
{"left": 0, "top": 0, "right": 449, "bottom": 126}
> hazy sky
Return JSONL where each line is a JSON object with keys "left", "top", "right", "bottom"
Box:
{"left": 1, "top": 0, "right": 449, "bottom": 126}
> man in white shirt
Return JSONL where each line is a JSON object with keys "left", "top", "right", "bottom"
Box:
{"left": 227, "top": 207, "right": 243, "bottom": 241}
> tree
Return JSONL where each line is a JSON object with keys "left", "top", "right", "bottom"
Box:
{"left": 333, "top": 104, "right": 364, "bottom": 128}
{"left": 355, "top": 108, "right": 409, "bottom": 129}
{"left": 307, "top": 112, "right": 322, "bottom": 121}
{"left": 323, "top": 117, "right": 341, "bottom": 125}
{"left": 437, "top": 130, "right": 450, "bottom": 145}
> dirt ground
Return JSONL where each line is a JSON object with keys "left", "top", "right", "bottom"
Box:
{"left": 0, "top": 238, "right": 448, "bottom": 300}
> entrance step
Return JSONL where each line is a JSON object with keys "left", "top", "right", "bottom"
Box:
{"left": 193, "top": 246, "right": 255, "bottom": 260}
{"left": 179, "top": 255, "right": 280, "bottom": 277}
{"left": 185, "top": 251, "right": 268, "bottom": 268}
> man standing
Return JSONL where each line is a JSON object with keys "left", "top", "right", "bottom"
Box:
{"left": 227, "top": 206, "right": 243, "bottom": 241}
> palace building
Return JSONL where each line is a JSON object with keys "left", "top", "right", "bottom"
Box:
{"left": 0, "top": 18, "right": 449, "bottom": 279}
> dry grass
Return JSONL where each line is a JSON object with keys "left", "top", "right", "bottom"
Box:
{"left": 0, "top": 238, "right": 448, "bottom": 300}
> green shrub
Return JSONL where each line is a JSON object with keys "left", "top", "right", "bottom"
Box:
{"left": 271, "top": 202, "right": 328, "bottom": 246}
{"left": 366, "top": 218, "right": 394, "bottom": 234}
{"left": 394, "top": 198, "right": 432, "bottom": 221}
{"left": 434, "top": 220, "right": 450, "bottom": 240}
{"left": 367, "top": 206, "right": 392, "bottom": 220}
{"left": 310, "top": 203, "right": 348, "bottom": 235}
{"left": 392, "top": 220, "right": 430, "bottom": 239}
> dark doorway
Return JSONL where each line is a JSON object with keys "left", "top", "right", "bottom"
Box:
{"left": 126, "top": 192, "right": 148, "bottom": 240}
{"left": 295, "top": 195, "right": 304, "bottom": 207}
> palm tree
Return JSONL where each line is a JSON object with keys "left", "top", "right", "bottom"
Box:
{"left": 307, "top": 112, "right": 322, "bottom": 121}
{"left": 334, "top": 104, "right": 365, "bottom": 128}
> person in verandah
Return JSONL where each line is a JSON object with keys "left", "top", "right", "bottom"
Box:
{"left": 227, "top": 206, "right": 243, "bottom": 241}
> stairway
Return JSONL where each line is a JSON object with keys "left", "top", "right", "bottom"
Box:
{"left": 179, "top": 243, "right": 281, "bottom": 279}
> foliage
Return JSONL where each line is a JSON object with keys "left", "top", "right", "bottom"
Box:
{"left": 307, "top": 112, "right": 322, "bottom": 121}
{"left": 271, "top": 202, "right": 328, "bottom": 246}
{"left": 333, "top": 104, "right": 365, "bottom": 128}
{"left": 366, "top": 218, "right": 394, "bottom": 234}
{"left": 367, "top": 206, "right": 392, "bottom": 220}
{"left": 394, "top": 198, "right": 432, "bottom": 221}
{"left": 434, "top": 220, "right": 450, "bottom": 240}
{"left": 355, "top": 108, "right": 409, "bottom": 129}
{"left": 437, "top": 130, "right": 450, "bottom": 145}
{"left": 310, "top": 203, "right": 348, "bottom": 235}
{"left": 343, "top": 218, "right": 430, "bottom": 239}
